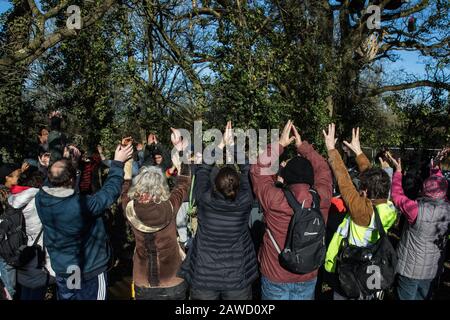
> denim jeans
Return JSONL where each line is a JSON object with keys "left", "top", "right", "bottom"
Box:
{"left": 190, "top": 285, "right": 252, "bottom": 300}
{"left": 0, "top": 258, "right": 16, "bottom": 297}
{"left": 396, "top": 275, "right": 433, "bottom": 300}
{"left": 261, "top": 276, "right": 317, "bottom": 300}
{"left": 56, "top": 272, "right": 107, "bottom": 300}
{"left": 20, "top": 285, "right": 47, "bottom": 300}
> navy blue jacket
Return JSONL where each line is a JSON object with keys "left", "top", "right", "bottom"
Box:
{"left": 179, "top": 157, "right": 258, "bottom": 291}
{"left": 35, "top": 161, "right": 124, "bottom": 280}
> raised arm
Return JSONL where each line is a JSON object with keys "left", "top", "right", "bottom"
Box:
{"left": 323, "top": 124, "right": 373, "bottom": 227}
{"left": 250, "top": 143, "right": 282, "bottom": 212}
{"left": 296, "top": 142, "right": 332, "bottom": 221}
{"left": 221, "top": 121, "right": 252, "bottom": 195}
{"left": 194, "top": 164, "right": 214, "bottom": 199}
{"left": 120, "top": 158, "right": 133, "bottom": 213}
{"left": 250, "top": 120, "right": 295, "bottom": 212}
{"left": 388, "top": 156, "right": 418, "bottom": 225}
{"left": 88, "top": 144, "right": 133, "bottom": 216}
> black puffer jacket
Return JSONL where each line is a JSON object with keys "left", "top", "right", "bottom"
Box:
{"left": 179, "top": 160, "right": 258, "bottom": 291}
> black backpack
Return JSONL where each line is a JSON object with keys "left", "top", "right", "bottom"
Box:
{"left": 267, "top": 188, "right": 326, "bottom": 274}
{"left": 336, "top": 205, "right": 397, "bottom": 299}
{"left": 0, "top": 204, "right": 28, "bottom": 267}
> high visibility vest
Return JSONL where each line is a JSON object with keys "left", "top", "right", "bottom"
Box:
{"left": 325, "top": 201, "right": 397, "bottom": 273}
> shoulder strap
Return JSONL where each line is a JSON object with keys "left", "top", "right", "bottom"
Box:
{"left": 267, "top": 228, "right": 281, "bottom": 254}
{"left": 32, "top": 228, "right": 44, "bottom": 246}
{"left": 282, "top": 187, "right": 305, "bottom": 212}
{"left": 189, "top": 174, "right": 196, "bottom": 207}
{"left": 372, "top": 205, "right": 386, "bottom": 238}
{"left": 267, "top": 187, "right": 303, "bottom": 254}
{"left": 309, "top": 189, "right": 320, "bottom": 209}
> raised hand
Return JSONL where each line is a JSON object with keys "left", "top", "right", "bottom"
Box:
{"left": 223, "top": 121, "right": 234, "bottom": 146}
{"left": 114, "top": 143, "right": 134, "bottom": 163}
{"left": 21, "top": 161, "right": 30, "bottom": 173}
{"left": 63, "top": 145, "right": 81, "bottom": 160}
{"left": 49, "top": 111, "right": 62, "bottom": 119}
{"left": 435, "top": 147, "right": 450, "bottom": 164}
{"left": 379, "top": 157, "right": 391, "bottom": 169}
{"left": 280, "top": 120, "right": 295, "bottom": 147}
{"left": 147, "top": 133, "right": 157, "bottom": 145}
{"left": 343, "top": 127, "right": 362, "bottom": 156}
{"left": 291, "top": 124, "right": 302, "bottom": 149}
{"left": 171, "top": 128, "right": 188, "bottom": 151}
{"left": 322, "top": 123, "right": 337, "bottom": 151}
{"left": 171, "top": 151, "right": 182, "bottom": 172}
{"left": 219, "top": 121, "right": 234, "bottom": 149}
{"left": 38, "top": 153, "right": 51, "bottom": 168}
{"left": 387, "top": 152, "right": 402, "bottom": 173}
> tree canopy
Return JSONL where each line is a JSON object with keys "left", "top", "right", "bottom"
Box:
{"left": 0, "top": 0, "right": 449, "bottom": 161}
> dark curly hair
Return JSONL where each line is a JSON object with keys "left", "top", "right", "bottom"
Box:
{"left": 359, "top": 168, "right": 391, "bottom": 200}
{"left": 215, "top": 166, "right": 240, "bottom": 201}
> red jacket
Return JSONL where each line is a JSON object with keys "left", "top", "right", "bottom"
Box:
{"left": 250, "top": 142, "right": 332, "bottom": 283}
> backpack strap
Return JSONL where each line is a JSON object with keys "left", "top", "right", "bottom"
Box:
{"left": 309, "top": 189, "right": 321, "bottom": 209}
{"left": 282, "top": 187, "right": 306, "bottom": 212}
{"left": 267, "top": 187, "right": 305, "bottom": 255}
{"left": 267, "top": 228, "right": 281, "bottom": 255}
{"left": 32, "top": 228, "right": 44, "bottom": 247}
{"left": 372, "top": 205, "right": 386, "bottom": 238}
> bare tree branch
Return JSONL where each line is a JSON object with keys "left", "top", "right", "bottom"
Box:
{"left": 0, "top": 0, "right": 117, "bottom": 67}
{"left": 369, "top": 80, "right": 450, "bottom": 96}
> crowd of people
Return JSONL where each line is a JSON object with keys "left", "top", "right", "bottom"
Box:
{"left": 0, "top": 113, "right": 449, "bottom": 301}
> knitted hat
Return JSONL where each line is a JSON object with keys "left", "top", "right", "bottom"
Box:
{"left": 279, "top": 156, "right": 314, "bottom": 186}
{"left": 423, "top": 175, "right": 448, "bottom": 200}
{"left": 0, "top": 163, "right": 21, "bottom": 185}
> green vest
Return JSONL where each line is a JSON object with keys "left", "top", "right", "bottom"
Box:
{"left": 325, "top": 201, "right": 397, "bottom": 273}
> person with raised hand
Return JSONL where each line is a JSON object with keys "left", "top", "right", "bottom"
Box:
{"left": 389, "top": 152, "right": 450, "bottom": 300}
{"left": 179, "top": 121, "right": 258, "bottom": 300}
{"left": 250, "top": 120, "right": 332, "bottom": 300}
{"left": 121, "top": 128, "right": 191, "bottom": 300}
{"left": 142, "top": 132, "right": 172, "bottom": 171}
{"left": 322, "top": 124, "right": 397, "bottom": 300}
{"left": 34, "top": 141, "right": 133, "bottom": 300}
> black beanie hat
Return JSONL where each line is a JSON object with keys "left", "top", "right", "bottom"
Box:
{"left": 279, "top": 156, "right": 314, "bottom": 186}
{"left": 0, "top": 163, "right": 21, "bottom": 185}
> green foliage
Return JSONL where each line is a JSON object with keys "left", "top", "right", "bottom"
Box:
{"left": 0, "top": 0, "right": 448, "bottom": 163}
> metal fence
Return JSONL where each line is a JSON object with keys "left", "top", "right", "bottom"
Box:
{"left": 361, "top": 146, "right": 442, "bottom": 165}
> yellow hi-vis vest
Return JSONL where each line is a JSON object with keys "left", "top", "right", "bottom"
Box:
{"left": 325, "top": 201, "right": 397, "bottom": 273}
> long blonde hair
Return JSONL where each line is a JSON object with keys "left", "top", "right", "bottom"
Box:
{"left": 127, "top": 166, "right": 170, "bottom": 203}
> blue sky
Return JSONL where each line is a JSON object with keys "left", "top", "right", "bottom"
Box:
{"left": 0, "top": 0, "right": 426, "bottom": 78}
{"left": 0, "top": 1, "right": 10, "bottom": 13}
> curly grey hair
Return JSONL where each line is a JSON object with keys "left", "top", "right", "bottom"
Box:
{"left": 127, "top": 166, "right": 170, "bottom": 203}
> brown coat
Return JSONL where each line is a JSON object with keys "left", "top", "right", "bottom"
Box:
{"left": 121, "top": 175, "right": 191, "bottom": 288}
{"left": 327, "top": 149, "right": 387, "bottom": 227}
